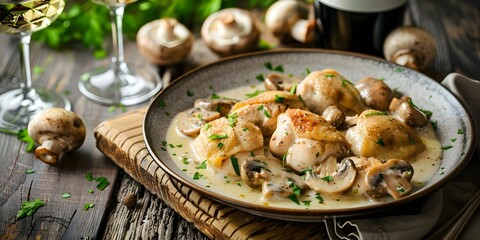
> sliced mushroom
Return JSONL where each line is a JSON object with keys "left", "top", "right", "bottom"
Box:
{"left": 28, "top": 108, "right": 86, "bottom": 165}
{"left": 303, "top": 158, "right": 357, "bottom": 195}
{"left": 201, "top": 8, "right": 260, "bottom": 57}
{"left": 389, "top": 96, "right": 428, "bottom": 127}
{"left": 264, "top": 73, "right": 301, "bottom": 92}
{"left": 176, "top": 108, "right": 220, "bottom": 137}
{"left": 265, "top": 0, "right": 315, "bottom": 44}
{"left": 194, "top": 98, "right": 238, "bottom": 117}
{"left": 321, "top": 105, "right": 345, "bottom": 129}
{"left": 137, "top": 18, "right": 194, "bottom": 65}
{"left": 383, "top": 26, "right": 436, "bottom": 70}
{"left": 240, "top": 156, "right": 305, "bottom": 199}
{"left": 365, "top": 159, "right": 414, "bottom": 199}
{"left": 355, "top": 77, "right": 394, "bottom": 111}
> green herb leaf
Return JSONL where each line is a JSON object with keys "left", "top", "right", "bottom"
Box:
{"left": 377, "top": 138, "right": 385, "bottom": 146}
{"left": 315, "top": 193, "right": 324, "bottom": 204}
{"left": 204, "top": 123, "right": 211, "bottom": 131}
{"left": 17, "top": 128, "right": 35, "bottom": 152}
{"left": 62, "top": 193, "right": 71, "bottom": 198}
{"left": 33, "top": 66, "right": 45, "bottom": 75}
{"left": 187, "top": 90, "right": 194, "bottom": 97}
{"left": 458, "top": 129, "right": 464, "bottom": 134}
{"left": 231, "top": 156, "right": 240, "bottom": 176}
{"left": 264, "top": 110, "right": 271, "bottom": 118}
{"left": 211, "top": 93, "right": 220, "bottom": 99}
{"left": 16, "top": 199, "right": 46, "bottom": 220}
{"left": 431, "top": 121, "right": 438, "bottom": 131}
{"left": 207, "top": 134, "right": 229, "bottom": 140}
{"left": 86, "top": 172, "right": 94, "bottom": 181}
{"left": 288, "top": 194, "right": 300, "bottom": 205}
{"left": 195, "top": 160, "right": 207, "bottom": 169}
{"left": 365, "top": 111, "right": 388, "bottom": 117}
{"left": 158, "top": 100, "right": 166, "bottom": 108}
{"left": 217, "top": 142, "right": 224, "bottom": 149}
{"left": 87, "top": 189, "right": 94, "bottom": 194}
{"left": 25, "top": 169, "right": 35, "bottom": 174}
{"left": 302, "top": 201, "right": 311, "bottom": 206}
{"left": 228, "top": 113, "right": 238, "bottom": 127}
{"left": 193, "top": 172, "right": 203, "bottom": 180}
{"left": 441, "top": 146, "right": 453, "bottom": 151}
{"left": 290, "top": 82, "right": 297, "bottom": 95}
{"left": 407, "top": 99, "right": 432, "bottom": 118}
{"left": 321, "top": 176, "right": 334, "bottom": 183}
{"left": 274, "top": 95, "right": 285, "bottom": 103}
{"left": 96, "top": 177, "right": 110, "bottom": 191}
{"left": 245, "top": 90, "right": 264, "bottom": 98}
{"left": 305, "top": 68, "right": 311, "bottom": 74}
{"left": 256, "top": 74, "right": 265, "bottom": 82}
{"left": 84, "top": 203, "right": 95, "bottom": 211}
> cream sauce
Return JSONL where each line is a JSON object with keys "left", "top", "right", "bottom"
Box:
{"left": 165, "top": 83, "right": 442, "bottom": 209}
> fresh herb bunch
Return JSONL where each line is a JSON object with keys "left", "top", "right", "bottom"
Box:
{"left": 32, "top": 0, "right": 277, "bottom": 56}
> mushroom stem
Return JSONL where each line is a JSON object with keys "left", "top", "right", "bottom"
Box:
{"left": 35, "top": 139, "right": 65, "bottom": 165}
{"left": 391, "top": 49, "right": 425, "bottom": 70}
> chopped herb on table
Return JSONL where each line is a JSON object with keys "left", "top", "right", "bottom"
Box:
{"left": 84, "top": 203, "right": 95, "bottom": 211}
{"left": 16, "top": 199, "right": 46, "bottom": 220}
{"left": 0, "top": 128, "right": 35, "bottom": 152}
{"left": 62, "top": 193, "right": 71, "bottom": 198}
{"left": 25, "top": 169, "right": 35, "bottom": 174}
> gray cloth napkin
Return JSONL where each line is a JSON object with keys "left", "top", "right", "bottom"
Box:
{"left": 324, "top": 73, "right": 480, "bottom": 240}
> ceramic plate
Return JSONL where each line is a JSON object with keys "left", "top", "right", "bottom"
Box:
{"left": 144, "top": 49, "right": 475, "bottom": 222}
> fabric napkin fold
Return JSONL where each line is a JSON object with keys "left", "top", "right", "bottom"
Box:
{"left": 324, "top": 73, "right": 480, "bottom": 240}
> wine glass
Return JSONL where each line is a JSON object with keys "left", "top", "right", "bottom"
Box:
{"left": 78, "top": 0, "right": 162, "bottom": 106}
{"left": 0, "top": 0, "right": 71, "bottom": 130}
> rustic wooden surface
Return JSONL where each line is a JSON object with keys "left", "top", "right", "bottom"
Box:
{"left": 0, "top": 0, "right": 479, "bottom": 239}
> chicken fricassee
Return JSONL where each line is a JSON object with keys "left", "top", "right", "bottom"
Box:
{"left": 166, "top": 69, "right": 442, "bottom": 208}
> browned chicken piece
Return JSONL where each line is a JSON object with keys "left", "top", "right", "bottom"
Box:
{"left": 230, "top": 91, "right": 306, "bottom": 136}
{"left": 264, "top": 73, "right": 301, "bottom": 92}
{"left": 269, "top": 109, "right": 350, "bottom": 173}
{"left": 193, "top": 117, "right": 263, "bottom": 167}
{"left": 355, "top": 77, "right": 394, "bottom": 111}
{"left": 176, "top": 108, "right": 221, "bottom": 137}
{"left": 296, "top": 69, "right": 366, "bottom": 115}
{"left": 194, "top": 98, "right": 238, "bottom": 117}
{"left": 389, "top": 96, "right": 428, "bottom": 127}
{"left": 346, "top": 109, "right": 426, "bottom": 161}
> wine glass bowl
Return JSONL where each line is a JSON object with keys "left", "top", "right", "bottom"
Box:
{"left": 0, "top": 0, "right": 71, "bottom": 130}
{"left": 78, "top": 0, "right": 162, "bottom": 106}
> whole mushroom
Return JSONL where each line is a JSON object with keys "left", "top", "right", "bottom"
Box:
{"left": 265, "top": 0, "right": 315, "bottom": 44}
{"left": 201, "top": 8, "right": 260, "bottom": 57}
{"left": 28, "top": 108, "right": 86, "bottom": 165}
{"left": 383, "top": 26, "right": 436, "bottom": 70}
{"left": 137, "top": 18, "right": 194, "bottom": 65}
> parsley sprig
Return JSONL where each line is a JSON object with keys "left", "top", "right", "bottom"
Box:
{"left": 16, "top": 199, "right": 46, "bottom": 220}
{"left": 0, "top": 128, "right": 35, "bottom": 152}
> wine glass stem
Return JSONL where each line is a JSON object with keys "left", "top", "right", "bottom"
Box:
{"left": 109, "top": 5, "right": 126, "bottom": 69}
{"left": 19, "top": 33, "right": 33, "bottom": 91}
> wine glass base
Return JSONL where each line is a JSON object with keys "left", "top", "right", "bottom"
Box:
{"left": 0, "top": 88, "right": 71, "bottom": 130}
{"left": 78, "top": 63, "right": 162, "bottom": 106}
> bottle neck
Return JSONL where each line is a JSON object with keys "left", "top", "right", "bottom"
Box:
{"left": 318, "top": 0, "right": 407, "bottom": 13}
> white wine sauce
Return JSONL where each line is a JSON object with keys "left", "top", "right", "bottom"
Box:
{"left": 165, "top": 83, "right": 442, "bottom": 210}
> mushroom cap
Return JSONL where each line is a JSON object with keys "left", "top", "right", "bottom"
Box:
{"left": 265, "top": 0, "right": 310, "bottom": 40}
{"left": 365, "top": 159, "right": 414, "bottom": 199}
{"left": 383, "top": 26, "right": 436, "bottom": 70}
{"left": 28, "top": 108, "right": 86, "bottom": 164}
{"left": 137, "top": 18, "right": 194, "bottom": 65}
{"left": 304, "top": 158, "right": 357, "bottom": 194}
{"left": 201, "top": 8, "right": 260, "bottom": 57}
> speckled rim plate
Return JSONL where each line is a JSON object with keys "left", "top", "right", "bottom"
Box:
{"left": 144, "top": 49, "right": 476, "bottom": 222}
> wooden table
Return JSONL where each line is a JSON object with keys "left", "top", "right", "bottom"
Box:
{"left": 0, "top": 0, "right": 479, "bottom": 239}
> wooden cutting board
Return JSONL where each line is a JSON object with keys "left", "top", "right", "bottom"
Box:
{"left": 94, "top": 107, "right": 327, "bottom": 239}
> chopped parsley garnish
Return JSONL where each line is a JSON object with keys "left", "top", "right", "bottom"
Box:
{"left": 451, "top": 138, "right": 457, "bottom": 142}
{"left": 207, "top": 134, "right": 229, "bottom": 140}
{"left": 256, "top": 74, "right": 265, "bottom": 82}
{"left": 158, "top": 100, "right": 166, "bottom": 108}
{"left": 204, "top": 123, "right": 211, "bottom": 131}
{"left": 341, "top": 79, "right": 354, "bottom": 88}
{"left": 431, "top": 121, "right": 438, "bottom": 131}
{"left": 441, "top": 146, "right": 453, "bottom": 151}
{"left": 250, "top": 151, "right": 255, "bottom": 157}
{"left": 162, "top": 141, "right": 167, "bottom": 147}
{"left": 407, "top": 99, "right": 432, "bottom": 118}
{"left": 324, "top": 74, "right": 335, "bottom": 78}
{"left": 288, "top": 179, "right": 302, "bottom": 197}
{"left": 195, "top": 160, "right": 207, "bottom": 169}
{"left": 182, "top": 157, "right": 189, "bottom": 165}
{"left": 288, "top": 194, "right": 300, "bottom": 205}
{"left": 274, "top": 95, "right": 285, "bottom": 103}
{"left": 458, "top": 129, "right": 464, "bottom": 134}
{"left": 211, "top": 93, "right": 220, "bottom": 99}
{"left": 365, "top": 111, "right": 388, "bottom": 117}
{"left": 16, "top": 199, "right": 46, "bottom": 220}
{"left": 264, "top": 110, "right": 271, "bottom": 118}
{"left": 305, "top": 68, "right": 311, "bottom": 74}
{"left": 87, "top": 189, "right": 94, "bottom": 194}
{"left": 281, "top": 153, "right": 288, "bottom": 167}
{"left": 231, "top": 156, "right": 240, "bottom": 176}
{"left": 321, "top": 176, "right": 334, "bottom": 183}
{"left": 315, "top": 193, "right": 324, "bottom": 204}
{"left": 245, "top": 89, "right": 265, "bottom": 98}
{"left": 394, "top": 66, "right": 404, "bottom": 72}
{"left": 228, "top": 113, "right": 238, "bottom": 127}
{"left": 377, "top": 138, "right": 385, "bottom": 146}
{"left": 237, "top": 182, "right": 242, "bottom": 187}
{"left": 62, "top": 193, "right": 71, "bottom": 198}
{"left": 25, "top": 169, "right": 35, "bottom": 174}
{"left": 264, "top": 62, "right": 284, "bottom": 72}
{"left": 257, "top": 104, "right": 264, "bottom": 110}
{"left": 217, "top": 142, "right": 224, "bottom": 149}
{"left": 397, "top": 185, "right": 405, "bottom": 193}
{"left": 302, "top": 201, "right": 311, "bottom": 206}
{"left": 84, "top": 203, "right": 95, "bottom": 211}
{"left": 186, "top": 90, "right": 194, "bottom": 97}
{"left": 95, "top": 177, "right": 110, "bottom": 190}
{"left": 86, "top": 172, "right": 94, "bottom": 181}
{"left": 315, "top": 152, "right": 320, "bottom": 158}
{"left": 290, "top": 82, "right": 297, "bottom": 95}
{"left": 193, "top": 172, "right": 203, "bottom": 180}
